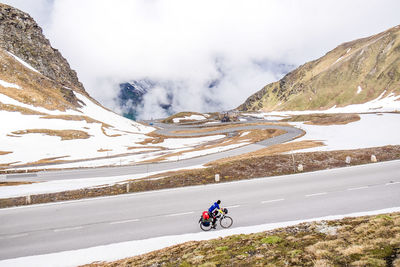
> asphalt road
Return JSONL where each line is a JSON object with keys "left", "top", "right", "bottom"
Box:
{"left": 1, "top": 160, "right": 399, "bottom": 260}
{"left": 4, "top": 124, "right": 303, "bottom": 182}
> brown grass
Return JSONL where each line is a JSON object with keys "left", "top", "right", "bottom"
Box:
{"left": 11, "top": 129, "right": 90, "bottom": 140}
{"left": 209, "top": 140, "right": 324, "bottom": 165}
{"left": 171, "top": 122, "right": 288, "bottom": 134}
{"left": 81, "top": 212, "right": 400, "bottom": 267}
{"left": 0, "top": 101, "right": 45, "bottom": 115}
{"left": 0, "top": 48, "right": 83, "bottom": 111}
{"left": 97, "top": 149, "right": 112, "bottom": 152}
{"left": 0, "top": 151, "right": 12, "bottom": 155}
{"left": 101, "top": 125, "right": 122, "bottom": 137}
{"left": 40, "top": 115, "right": 110, "bottom": 127}
{"left": 26, "top": 156, "right": 69, "bottom": 165}
{"left": 0, "top": 181, "right": 35, "bottom": 186}
{"left": 283, "top": 113, "right": 361, "bottom": 125}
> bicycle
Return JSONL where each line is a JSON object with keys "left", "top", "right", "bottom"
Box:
{"left": 198, "top": 208, "right": 233, "bottom": 231}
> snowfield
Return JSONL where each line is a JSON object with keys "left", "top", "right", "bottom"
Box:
{"left": 291, "top": 113, "right": 400, "bottom": 153}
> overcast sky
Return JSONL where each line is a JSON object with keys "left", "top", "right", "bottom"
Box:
{"left": 2, "top": 0, "right": 400, "bottom": 119}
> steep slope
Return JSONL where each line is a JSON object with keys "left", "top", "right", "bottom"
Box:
{"left": 0, "top": 4, "right": 156, "bottom": 168}
{"left": 0, "top": 3, "right": 85, "bottom": 95}
{"left": 239, "top": 25, "right": 400, "bottom": 112}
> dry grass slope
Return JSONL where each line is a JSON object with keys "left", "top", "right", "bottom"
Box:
{"left": 11, "top": 129, "right": 90, "bottom": 140}
{"left": 239, "top": 25, "right": 400, "bottom": 112}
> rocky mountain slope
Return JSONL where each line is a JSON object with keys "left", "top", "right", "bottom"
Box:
{"left": 238, "top": 25, "right": 400, "bottom": 112}
{"left": 0, "top": 4, "right": 157, "bottom": 169}
{"left": 0, "top": 3, "right": 85, "bottom": 96}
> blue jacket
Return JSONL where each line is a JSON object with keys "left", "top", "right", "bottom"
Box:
{"left": 208, "top": 202, "right": 220, "bottom": 213}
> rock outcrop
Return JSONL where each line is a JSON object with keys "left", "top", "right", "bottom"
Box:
{"left": 0, "top": 3, "right": 85, "bottom": 94}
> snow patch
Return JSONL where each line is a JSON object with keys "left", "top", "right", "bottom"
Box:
{"left": 357, "top": 86, "right": 362, "bottom": 94}
{"left": 289, "top": 113, "right": 400, "bottom": 153}
{"left": 0, "top": 79, "right": 21, "bottom": 89}
{"left": 6, "top": 51, "right": 40, "bottom": 74}
{"left": 173, "top": 114, "right": 207, "bottom": 123}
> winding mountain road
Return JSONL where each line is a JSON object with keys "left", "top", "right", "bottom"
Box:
{"left": 4, "top": 121, "right": 303, "bottom": 182}
{"left": 0, "top": 160, "right": 399, "bottom": 260}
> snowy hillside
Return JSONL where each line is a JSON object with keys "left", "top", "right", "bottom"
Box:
{"left": 0, "top": 48, "right": 153, "bottom": 166}
{"left": 0, "top": 49, "right": 227, "bottom": 170}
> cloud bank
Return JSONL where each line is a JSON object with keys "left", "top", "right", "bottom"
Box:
{"left": 3, "top": 0, "right": 400, "bottom": 119}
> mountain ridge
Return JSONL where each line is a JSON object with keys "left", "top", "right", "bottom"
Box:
{"left": 238, "top": 25, "right": 400, "bottom": 112}
{"left": 0, "top": 3, "right": 85, "bottom": 96}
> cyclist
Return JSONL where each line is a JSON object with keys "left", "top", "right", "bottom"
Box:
{"left": 208, "top": 200, "right": 222, "bottom": 228}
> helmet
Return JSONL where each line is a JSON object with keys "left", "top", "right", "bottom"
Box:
{"left": 217, "top": 200, "right": 221, "bottom": 204}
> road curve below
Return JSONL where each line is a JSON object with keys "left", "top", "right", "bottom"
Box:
{"left": 0, "top": 160, "right": 399, "bottom": 260}
{"left": 5, "top": 122, "right": 304, "bottom": 182}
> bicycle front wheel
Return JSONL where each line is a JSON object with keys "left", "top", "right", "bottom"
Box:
{"left": 220, "top": 216, "right": 233, "bottom": 228}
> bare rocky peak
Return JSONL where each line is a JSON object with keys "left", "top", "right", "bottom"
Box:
{"left": 0, "top": 3, "right": 86, "bottom": 95}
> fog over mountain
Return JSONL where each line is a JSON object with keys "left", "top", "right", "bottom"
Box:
{"left": 3, "top": 0, "right": 400, "bottom": 119}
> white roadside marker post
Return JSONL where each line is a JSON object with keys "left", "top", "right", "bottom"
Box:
{"left": 297, "top": 164, "right": 304, "bottom": 172}
{"left": 215, "top": 174, "right": 220, "bottom": 182}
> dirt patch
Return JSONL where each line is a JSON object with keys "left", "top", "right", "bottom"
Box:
{"left": 283, "top": 113, "right": 361, "bottom": 125}
{"left": 1, "top": 145, "right": 399, "bottom": 208}
{"left": 81, "top": 212, "right": 400, "bottom": 267}
{"left": 11, "top": 129, "right": 90, "bottom": 140}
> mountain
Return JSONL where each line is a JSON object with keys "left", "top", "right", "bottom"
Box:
{"left": 238, "top": 25, "right": 400, "bottom": 112}
{"left": 0, "top": 4, "right": 154, "bottom": 169}
{"left": 117, "top": 80, "right": 172, "bottom": 120}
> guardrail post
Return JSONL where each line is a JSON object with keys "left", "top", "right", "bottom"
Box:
{"left": 26, "top": 195, "right": 31, "bottom": 205}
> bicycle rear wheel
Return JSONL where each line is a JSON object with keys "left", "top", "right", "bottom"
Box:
{"left": 220, "top": 216, "right": 233, "bottom": 228}
{"left": 200, "top": 222, "right": 212, "bottom": 231}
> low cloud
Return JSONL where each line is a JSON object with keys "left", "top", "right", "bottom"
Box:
{"left": 3, "top": 0, "right": 400, "bottom": 119}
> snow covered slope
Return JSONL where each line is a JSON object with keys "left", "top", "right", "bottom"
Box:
{"left": 0, "top": 48, "right": 160, "bottom": 168}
